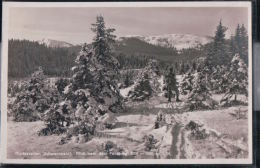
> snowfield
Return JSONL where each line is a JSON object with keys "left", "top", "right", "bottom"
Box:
{"left": 7, "top": 98, "right": 248, "bottom": 159}
{"left": 7, "top": 71, "right": 249, "bottom": 160}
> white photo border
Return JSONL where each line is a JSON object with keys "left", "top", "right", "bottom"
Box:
{"left": 1, "top": 1, "right": 253, "bottom": 164}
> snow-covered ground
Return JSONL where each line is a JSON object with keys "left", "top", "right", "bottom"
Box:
{"left": 7, "top": 101, "right": 248, "bottom": 159}
{"left": 120, "top": 84, "right": 135, "bottom": 98}
{"left": 7, "top": 72, "right": 249, "bottom": 159}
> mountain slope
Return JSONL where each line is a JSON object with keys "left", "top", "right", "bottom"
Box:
{"left": 115, "top": 37, "right": 179, "bottom": 63}
{"left": 38, "top": 38, "right": 74, "bottom": 48}
{"left": 115, "top": 37, "right": 205, "bottom": 64}
{"left": 122, "top": 34, "right": 212, "bottom": 50}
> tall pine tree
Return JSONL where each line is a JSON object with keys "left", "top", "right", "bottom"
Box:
{"left": 220, "top": 54, "right": 248, "bottom": 106}
{"left": 230, "top": 24, "right": 248, "bottom": 64}
{"left": 163, "top": 67, "right": 180, "bottom": 102}
{"left": 128, "top": 73, "right": 152, "bottom": 101}
{"left": 180, "top": 71, "right": 194, "bottom": 95}
{"left": 11, "top": 67, "right": 55, "bottom": 122}
{"left": 40, "top": 16, "right": 123, "bottom": 140}
{"left": 207, "top": 20, "right": 229, "bottom": 67}
{"left": 239, "top": 24, "right": 248, "bottom": 64}
{"left": 91, "top": 15, "right": 123, "bottom": 113}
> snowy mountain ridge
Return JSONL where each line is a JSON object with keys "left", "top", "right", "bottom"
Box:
{"left": 38, "top": 38, "right": 73, "bottom": 48}
{"left": 38, "top": 33, "right": 212, "bottom": 50}
{"left": 120, "top": 34, "right": 212, "bottom": 50}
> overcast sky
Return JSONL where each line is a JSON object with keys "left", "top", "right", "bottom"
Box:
{"left": 8, "top": 7, "right": 248, "bottom": 44}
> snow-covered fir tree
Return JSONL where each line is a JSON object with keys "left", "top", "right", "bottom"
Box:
{"left": 230, "top": 24, "right": 248, "bottom": 64}
{"left": 210, "top": 65, "right": 229, "bottom": 93}
{"left": 128, "top": 59, "right": 161, "bottom": 101}
{"left": 207, "top": 20, "right": 230, "bottom": 68}
{"left": 128, "top": 73, "right": 152, "bottom": 101}
{"left": 179, "top": 62, "right": 185, "bottom": 75}
{"left": 11, "top": 67, "right": 54, "bottom": 121}
{"left": 123, "top": 70, "right": 134, "bottom": 88}
{"left": 191, "top": 61, "right": 197, "bottom": 72}
{"left": 40, "top": 44, "right": 97, "bottom": 136}
{"left": 40, "top": 16, "right": 123, "bottom": 141}
{"left": 91, "top": 15, "right": 123, "bottom": 113}
{"left": 187, "top": 68, "right": 212, "bottom": 111}
{"left": 163, "top": 67, "right": 180, "bottom": 102}
{"left": 180, "top": 71, "right": 194, "bottom": 95}
{"left": 220, "top": 53, "right": 248, "bottom": 106}
{"left": 144, "top": 59, "right": 161, "bottom": 93}
{"left": 55, "top": 78, "right": 70, "bottom": 94}
{"left": 239, "top": 24, "right": 248, "bottom": 64}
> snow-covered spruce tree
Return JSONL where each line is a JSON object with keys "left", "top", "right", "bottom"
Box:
{"left": 128, "top": 59, "right": 160, "bottom": 101}
{"left": 220, "top": 53, "right": 248, "bottom": 106}
{"left": 231, "top": 24, "right": 248, "bottom": 65}
{"left": 180, "top": 71, "right": 194, "bottom": 95}
{"left": 187, "top": 68, "right": 212, "bottom": 111}
{"left": 179, "top": 62, "right": 185, "bottom": 75}
{"left": 119, "top": 70, "right": 134, "bottom": 89}
{"left": 11, "top": 67, "right": 52, "bottom": 121}
{"left": 39, "top": 44, "right": 95, "bottom": 136}
{"left": 207, "top": 20, "right": 230, "bottom": 67}
{"left": 40, "top": 16, "right": 123, "bottom": 141}
{"left": 128, "top": 72, "right": 152, "bottom": 101}
{"left": 239, "top": 24, "right": 248, "bottom": 64}
{"left": 163, "top": 67, "right": 180, "bottom": 102}
{"left": 145, "top": 59, "right": 161, "bottom": 94}
{"left": 210, "top": 65, "right": 229, "bottom": 93}
{"left": 55, "top": 78, "right": 70, "bottom": 94}
{"left": 91, "top": 15, "right": 123, "bottom": 113}
{"left": 123, "top": 72, "right": 131, "bottom": 88}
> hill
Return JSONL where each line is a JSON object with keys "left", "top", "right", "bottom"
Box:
{"left": 122, "top": 34, "right": 212, "bottom": 50}
{"left": 38, "top": 38, "right": 74, "bottom": 48}
{"left": 8, "top": 38, "right": 207, "bottom": 78}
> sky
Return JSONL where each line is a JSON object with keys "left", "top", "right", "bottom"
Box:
{"left": 8, "top": 7, "right": 249, "bottom": 45}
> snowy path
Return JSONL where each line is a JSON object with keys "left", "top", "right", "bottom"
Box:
{"left": 170, "top": 123, "right": 181, "bottom": 158}
{"left": 168, "top": 122, "right": 187, "bottom": 159}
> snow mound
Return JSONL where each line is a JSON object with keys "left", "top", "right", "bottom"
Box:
{"left": 120, "top": 84, "right": 135, "bottom": 98}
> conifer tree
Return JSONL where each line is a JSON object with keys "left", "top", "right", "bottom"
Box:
{"left": 234, "top": 24, "right": 241, "bottom": 49}
{"left": 229, "top": 35, "right": 236, "bottom": 57}
{"left": 128, "top": 59, "right": 161, "bottom": 101}
{"left": 207, "top": 20, "right": 229, "bottom": 67}
{"left": 163, "top": 67, "right": 180, "bottom": 102}
{"left": 128, "top": 73, "right": 152, "bottom": 101}
{"left": 180, "top": 71, "right": 194, "bottom": 95}
{"left": 40, "top": 44, "right": 97, "bottom": 136}
{"left": 91, "top": 15, "right": 123, "bottom": 113}
{"left": 187, "top": 68, "right": 212, "bottom": 110}
{"left": 220, "top": 54, "right": 248, "bottom": 106}
{"left": 239, "top": 24, "right": 248, "bottom": 64}
{"left": 40, "top": 16, "right": 123, "bottom": 140}
{"left": 230, "top": 24, "right": 248, "bottom": 64}
{"left": 210, "top": 65, "right": 229, "bottom": 93}
{"left": 175, "top": 62, "right": 179, "bottom": 74}
{"left": 192, "top": 61, "right": 197, "bottom": 72}
{"left": 180, "top": 62, "right": 185, "bottom": 74}
{"left": 11, "top": 67, "right": 52, "bottom": 121}
{"left": 123, "top": 70, "right": 133, "bottom": 88}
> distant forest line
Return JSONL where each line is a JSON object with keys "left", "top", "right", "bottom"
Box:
{"left": 8, "top": 38, "right": 206, "bottom": 78}
{"left": 8, "top": 22, "right": 248, "bottom": 78}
